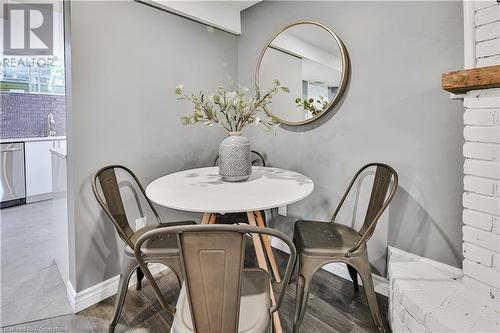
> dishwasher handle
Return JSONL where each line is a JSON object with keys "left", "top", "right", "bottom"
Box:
{"left": 0, "top": 148, "right": 23, "bottom": 153}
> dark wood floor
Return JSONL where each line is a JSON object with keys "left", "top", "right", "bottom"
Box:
{"left": 4, "top": 246, "right": 389, "bottom": 333}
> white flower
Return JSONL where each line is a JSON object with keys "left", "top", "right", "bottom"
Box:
{"left": 175, "top": 84, "right": 184, "bottom": 95}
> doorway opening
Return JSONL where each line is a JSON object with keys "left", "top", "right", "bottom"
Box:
{"left": 0, "top": 0, "right": 71, "bottom": 327}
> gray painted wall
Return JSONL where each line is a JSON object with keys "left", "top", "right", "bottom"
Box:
{"left": 238, "top": 1, "right": 465, "bottom": 274}
{"left": 67, "top": 0, "right": 465, "bottom": 292}
{"left": 66, "top": 0, "right": 237, "bottom": 291}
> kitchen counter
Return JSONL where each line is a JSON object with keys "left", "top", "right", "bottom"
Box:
{"left": 0, "top": 136, "right": 66, "bottom": 144}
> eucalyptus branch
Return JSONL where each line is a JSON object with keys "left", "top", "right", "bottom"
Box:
{"left": 174, "top": 80, "right": 288, "bottom": 132}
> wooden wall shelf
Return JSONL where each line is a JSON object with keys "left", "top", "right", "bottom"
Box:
{"left": 442, "top": 65, "right": 500, "bottom": 94}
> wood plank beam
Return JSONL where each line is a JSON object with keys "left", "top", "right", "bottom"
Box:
{"left": 442, "top": 65, "right": 500, "bottom": 94}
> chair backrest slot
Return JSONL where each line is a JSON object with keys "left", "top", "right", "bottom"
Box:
{"left": 180, "top": 231, "right": 245, "bottom": 332}
{"left": 359, "top": 165, "right": 393, "bottom": 238}
{"left": 92, "top": 165, "right": 161, "bottom": 249}
{"left": 97, "top": 168, "right": 134, "bottom": 240}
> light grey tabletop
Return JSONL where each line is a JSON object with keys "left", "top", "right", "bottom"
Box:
{"left": 146, "top": 166, "right": 314, "bottom": 213}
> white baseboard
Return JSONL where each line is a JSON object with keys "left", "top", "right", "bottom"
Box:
{"left": 388, "top": 246, "right": 462, "bottom": 276}
{"left": 66, "top": 263, "right": 168, "bottom": 313}
{"left": 270, "top": 237, "right": 389, "bottom": 297}
{"left": 66, "top": 280, "right": 77, "bottom": 312}
{"left": 26, "top": 193, "right": 52, "bottom": 203}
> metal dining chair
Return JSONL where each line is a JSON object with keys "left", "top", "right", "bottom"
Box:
{"left": 92, "top": 165, "right": 196, "bottom": 333}
{"left": 292, "top": 163, "right": 398, "bottom": 333}
{"left": 134, "top": 224, "right": 297, "bottom": 333}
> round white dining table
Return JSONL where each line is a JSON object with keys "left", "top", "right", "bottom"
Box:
{"left": 146, "top": 166, "right": 314, "bottom": 213}
{"left": 146, "top": 166, "right": 314, "bottom": 333}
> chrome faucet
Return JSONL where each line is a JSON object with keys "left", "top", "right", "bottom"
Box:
{"left": 47, "top": 112, "right": 56, "bottom": 137}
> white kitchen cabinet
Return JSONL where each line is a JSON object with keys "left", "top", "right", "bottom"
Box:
{"left": 25, "top": 139, "right": 66, "bottom": 202}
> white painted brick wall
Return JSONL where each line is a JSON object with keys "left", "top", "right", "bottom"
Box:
{"left": 464, "top": 159, "right": 500, "bottom": 178}
{"left": 464, "top": 109, "right": 499, "bottom": 126}
{"left": 492, "top": 218, "right": 500, "bottom": 235}
{"left": 463, "top": 88, "right": 500, "bottom": 290}
{"left": 463, "top": 142, "right": 499, "bottom": 160}
{"left": 388, "top": 247, "right": 500, "bottom": 333}
{"left": 464, "top": 126, "right": 500, "bottom": 143}
{"left": 463, "top": 193, "right": 500, "bottom": 216}
{"left": 493, "top": 253, "right": 500, "bottom": 271}
{"left": 403, "top": 310, "right": 425, "bottom": 333}
{"left": 388, "top": 9, "right": 500, "bottom": 332}
{"left": 464, "top": 175, "right": 500, "bottom": 196}
{"left": 463, "top": 242, "right": 493, "bottom": 266}
{"left": 463, "top": 259, "right": 500, "bottom": 289}
{"left": 463, "top": 208, "right": 495, "bottom": 231}
{"left": 463, "top": 225, "right": 500, "bottom": 252}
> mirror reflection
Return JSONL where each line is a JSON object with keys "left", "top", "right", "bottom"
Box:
{"left": 257, "top": 21, "right": 348, "bottom": 125}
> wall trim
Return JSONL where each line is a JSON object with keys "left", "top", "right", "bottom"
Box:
{"left": 66, "top": 263, "right": 168, "bottom": 313}
{"left": 26, "top": 193, "right": 53, "bottom": 204}
{"left": 66, "top": 280, "right": 77, "bottom": 313}
{"left": 388, "top": 246, "right": 463, "bottom": 275}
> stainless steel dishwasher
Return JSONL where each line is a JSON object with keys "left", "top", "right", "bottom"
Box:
{"left": 0, "top": 142, "right": 26, "bottom": 208}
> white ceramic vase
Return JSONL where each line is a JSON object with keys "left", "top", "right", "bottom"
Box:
{"left": 218, "top": 131, "right": 251, "bottom": 182}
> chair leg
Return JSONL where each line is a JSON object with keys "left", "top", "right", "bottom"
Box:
{"left": 139, "top": 260, "right": 177, "bottom": 315}
{"left": 355, "top": 261, "right": 385, "bottom": 333}
{"left": 293, "top": 263, "right": 313, "bottom": 333}
{"left": 289, "top": 244, "right": 298, "bottom": 286}
{"left": 136, "top": 267, "right": 144, "bottom": 291}
{"left": 347, "top": 264, "right": 359, "bottom": 292}
{"left": 109, "top": 255, "right": 137, "bottom": 333}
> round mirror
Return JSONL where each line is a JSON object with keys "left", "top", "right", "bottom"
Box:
{"left": 256, "top": 21, "right": 349, "bottom": 126}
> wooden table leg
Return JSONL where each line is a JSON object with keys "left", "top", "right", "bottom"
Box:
{"left": 247, "top": 212, "right": 283, "bottom": 333}
{"left": 201, "top": 213, "right": 212, "bottom": 224}
{"left": 254, "top": 211, "right": 282, "bottom": 283}
{"left": 209, "top": 213, "right": 217, "bottom": 224}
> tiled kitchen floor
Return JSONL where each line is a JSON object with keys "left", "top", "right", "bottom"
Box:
{"left": 0, "top": 200, "right": 72, "bottom": 326}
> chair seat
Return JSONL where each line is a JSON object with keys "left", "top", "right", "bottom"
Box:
{"left": 294, "top": 220, "right": 363, "bottom": 257}
{"left": 171, "top": 268, "right": 271, "bottom": 333}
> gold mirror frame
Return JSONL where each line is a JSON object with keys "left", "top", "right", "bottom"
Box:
{"left": 255, "top": 20, "right": 350, "bottom": 126}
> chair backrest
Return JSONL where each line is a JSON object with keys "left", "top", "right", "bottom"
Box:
{"left": 331, "top": 163, "right": 398, "bottom": 254}
{"left": 213, "top": 150, "right": 266, "bottom": 167}
{"left": 92, "top": 165, "right": 160, "bottom": 248}
{"left": 134, "top": 224, "right": 296, "bottom": 332}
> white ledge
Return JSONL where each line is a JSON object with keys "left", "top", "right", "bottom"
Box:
{"left": 388, "top": 247, "right": 499, "bottom": 333}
